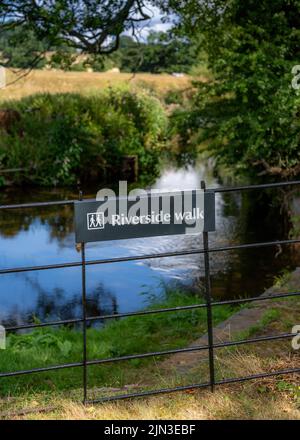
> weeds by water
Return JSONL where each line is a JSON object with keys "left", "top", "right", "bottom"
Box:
{"left": 0, "top": 289, "right": 237, "bottom": 396}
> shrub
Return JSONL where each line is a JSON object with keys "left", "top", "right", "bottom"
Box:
{"left": 168, "top": 1, "right": 300, "bottom": 180}
{"left": 0, "top": 87, "right": 168, "bottom": 185}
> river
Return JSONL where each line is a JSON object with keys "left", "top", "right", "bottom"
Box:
{"left": 0, "top": 161, "right": 296, "bottom": 327}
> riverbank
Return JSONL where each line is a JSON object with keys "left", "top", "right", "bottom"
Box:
{"left": 0, "top": 289, "right": 237, "bottom": 397}
{"left": 160, "top": 268, "right": 300, "bottom": 376}
{"left": 0, "top": 88, "right": 169, "bottom": 187}
{"left": 0, "top": 270, "right": 299, "bottom": 419}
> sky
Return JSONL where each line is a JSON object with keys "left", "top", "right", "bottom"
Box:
{"left": 139, "top": 6, "right": 172, "bottom": 36}
{"left": 126, "top": 5, "right": 173, "bottom": 40}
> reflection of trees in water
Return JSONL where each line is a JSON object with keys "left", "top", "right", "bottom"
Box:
{"left": 3, "top": 274, "right": 118, "bottom": 328}
{"left": 0, "top": 187, "right": 78, "bottom": 241}
{"left": 45, "top": 206, "right": 75, "bottom": 243}
{"left": 0, "top": 205, "right": 74, "bottom": 243}
{"left": 211, "top": 189, "right": 295, "bottom": 300}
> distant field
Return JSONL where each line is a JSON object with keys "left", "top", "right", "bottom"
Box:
{"left": 0, "top": 70, "right": 194, "bottom": 102}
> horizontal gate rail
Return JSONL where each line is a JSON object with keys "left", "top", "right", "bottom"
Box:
{"left": 87, "top": 366, "right": 300, "bottom": 404}
{"left": 1, "top": 179, "right": 300, "bottom": 211}
{"left": 4, "top": 290, "right": 300, "bottom": 333}
{"left": 0, "top": 179, "right": 300, "bottom": 405}
{"left": 0, "top": 200, "right": 75, "bottom": 210}
{"left": 1, "top": 238, "right": 300, "bottom": 275}
{"left": 213, "top": 180, "right": 300, "bottom": 193}
{"left": 0, "top": 330, "right": 297, "bottom": 379}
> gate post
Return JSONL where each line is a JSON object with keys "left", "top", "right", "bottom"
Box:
{"left": 201, "top": 180, "right": 215, "bottom": 392}
{"left": 79, "top": 190, "right": 88, "bottom": 404}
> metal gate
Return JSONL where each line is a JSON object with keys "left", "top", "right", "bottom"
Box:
{"left": 0, "top": 180, "right": 300, "bottom": 404}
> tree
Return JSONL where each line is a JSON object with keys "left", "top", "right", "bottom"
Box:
{"left": 137, "top": 31, "right": 197, "bottom": 74}
{"left": 0, "top": 1, "right": 158, "bottom": 70}
{"left": 0, "top": 26, "right": 197, "bottom": 74}
{"left": 0, "top": 0, "right": 164, "bottom": 82}
{"left": 113, "top": 32, "right": 197, "bottom": 73}
{"left": 167, "top": 0, "right": 300, "bottom": 179}
{"left": 0, "top": 27, "right": 49, "bottom": 68}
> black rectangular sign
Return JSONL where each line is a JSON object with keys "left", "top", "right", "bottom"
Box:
{"left": 74, "top": 190, "right": 215, "bottom": 244}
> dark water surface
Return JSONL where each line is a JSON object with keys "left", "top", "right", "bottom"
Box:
{"left": 0, "top": 162, "right": 296, "bottom": 327}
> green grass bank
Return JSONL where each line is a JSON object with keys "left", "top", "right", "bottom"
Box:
{"left": 0, "top": 289, "right": 238, "bottom": 397}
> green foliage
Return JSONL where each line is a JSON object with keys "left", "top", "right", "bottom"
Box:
{"left": 84, "top": 32, "right": 199, "bottom": 74}
{"left": 0, "top": 1, "right": 156, "bottom": 56}
{"left": 9, "top": 331, "right": 73, "bottom": 357}
{"left": 118, "top": 31, "right": 198, "bottom": 74}
{"left": 0, "top": 289, "right": 237, "bottom": 395}
{"left": 49, "top": 51, "right": 77, "bottom": 70}
{"left": 0, "top": 26, "right": 48, "bottom": 69}
{"left": 86, "top": 54, "right": 121, "bottom": 72}
{"left": 169, "top": 0, "right": 300, "bottom": 178}
{"left": 289, "top": 213, "right": 300, "bottom": 239}
{"left": 0, "top": 26, "right": 198, "bottom": 74}
{"left": 276, "top": 381, "right": 300, "bottom": 406}
{"left": 0, "top": 88, "right": 168, "bottom": 185}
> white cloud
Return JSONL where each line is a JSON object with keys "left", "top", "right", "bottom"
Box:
{"left": 125, "top": 5, "right": 173, "bottom": 40}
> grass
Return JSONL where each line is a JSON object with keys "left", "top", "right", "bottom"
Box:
{"left": 0, "top": 291, "right": 299, "bottom": 419}
{"left": 0, "top": 289, "right": 237, "bottom": 397}
{"left": 1, "top": 287, "right": 299, "bottom": 420}
{"left": 1, "top": 341, "right": 299, "bottom": 420}
{"left": 0, "top": 69, "right": 193, "bottom": 102}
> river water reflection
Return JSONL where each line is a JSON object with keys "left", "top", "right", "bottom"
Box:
{"left": 0, "top": 162, "right": 295, "bottom": 327}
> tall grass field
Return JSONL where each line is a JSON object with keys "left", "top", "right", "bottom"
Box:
{"left": 0, "top": 70, "right": 192, "bottom": 102}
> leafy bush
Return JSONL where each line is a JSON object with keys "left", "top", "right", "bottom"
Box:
{"left": 0, "top": 88, "right": 168, "bottom": 185}
{"left": 170, "top": 0, "right": 300, "bottom": 180}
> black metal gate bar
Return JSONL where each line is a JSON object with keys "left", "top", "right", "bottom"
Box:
{"left": 3, "top": 290, "right": 300, "bottom": 333}
{"left": 79, "top": 191, "right": 88, "bottom": 404}
{"left": 81, "top": 241, "right": 88, "bottom": 403}
{"left": 0, "top": 180, "right": 299, "bottom": 405}
{"left": 213, "top": 179, "right": 300, "bottom": 193}
{"left": 1, "top": 178, "right": 300, "bottom": 211}
{"left": 0, "top": 329, "right": 298, "bottom": 379}
{"left": 1, "top": 237, "right": 300, "bottom": 275}
{"left": 86, "top": 366, "right": 300, "bottom": 405}
{"left": 201, "top": 180, "right": 215, "bottom": 392}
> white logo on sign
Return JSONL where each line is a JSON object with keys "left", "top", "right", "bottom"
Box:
{"left": 87, "top": 212, "right": 105, "bottom": 230}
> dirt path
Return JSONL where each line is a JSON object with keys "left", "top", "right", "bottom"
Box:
{"left": 161, "top": 268, "right": 300, "bottom": 375}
